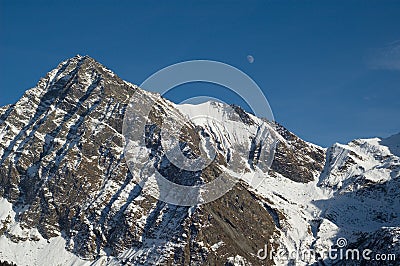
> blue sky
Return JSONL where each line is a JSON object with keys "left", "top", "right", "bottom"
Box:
{"left": 1, "top": 0, "right": 399, "bottom": 146}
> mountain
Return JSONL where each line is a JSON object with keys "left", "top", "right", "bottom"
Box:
{"left": 0, "top": 55, "right": 398, "bottom": 266}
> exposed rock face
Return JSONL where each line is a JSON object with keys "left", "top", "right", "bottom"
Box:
{"left": 0, "top": 56, "right": 398, "bottom": 266}
{"left": 271, "top": 123, "right": 325, "bottom": 183}
{"left": 0, "top": 56, "right": 282, "bottom": 265}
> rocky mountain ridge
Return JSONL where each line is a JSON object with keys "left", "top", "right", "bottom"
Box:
{"left": 0, "top": 55, "right": 398, "bottom": 266}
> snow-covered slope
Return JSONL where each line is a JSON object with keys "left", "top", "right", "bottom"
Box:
{"left": 176, "top": 102, "right": 400, "bottom": 265}
{"left": 315, "top": 137, "right": 400, "bottom": 257}
{"left": 0, "top": 55, "right": 398, "bottom": 266}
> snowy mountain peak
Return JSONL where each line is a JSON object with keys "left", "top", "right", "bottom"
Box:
{"left": 0, "top": 56, "right": 398, "bottom": 266}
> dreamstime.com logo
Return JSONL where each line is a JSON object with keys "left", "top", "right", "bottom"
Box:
{"left": 257, "top": 237, "right": 397, "bottom": 263}
{"left": 122, "top": 60, "right": 276, "bottom": 206}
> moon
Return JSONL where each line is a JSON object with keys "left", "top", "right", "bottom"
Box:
{"left": 247, "top": 55, "right": 254, "bottom": 63}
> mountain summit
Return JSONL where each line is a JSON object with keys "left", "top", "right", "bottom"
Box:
{"left": 0, "top": 56, "right": 399, "bottom": 265}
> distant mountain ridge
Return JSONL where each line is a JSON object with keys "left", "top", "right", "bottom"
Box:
{"left": 0, "top": 56, "right": 398, "bottom": 265}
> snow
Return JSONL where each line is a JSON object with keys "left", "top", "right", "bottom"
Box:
{"left": 0, "top": 197, "right": 89, "bottom": 266}
{"left": 0, "top": 234, "right": 89, "bottom": 266}
{"left": 226, "top": 255, "right": 247, "bottom": 265}
{"left": 0, "top": 197, "right": 13, "bottom": 222}
{"left": 210, "top": 241, "right": 224, "bottom": 251}
{"left": 0, "top": 235, "right": 90, "bottom": 266}
{"left": 176, "top": 101, "right": 278, "bottom": 175}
